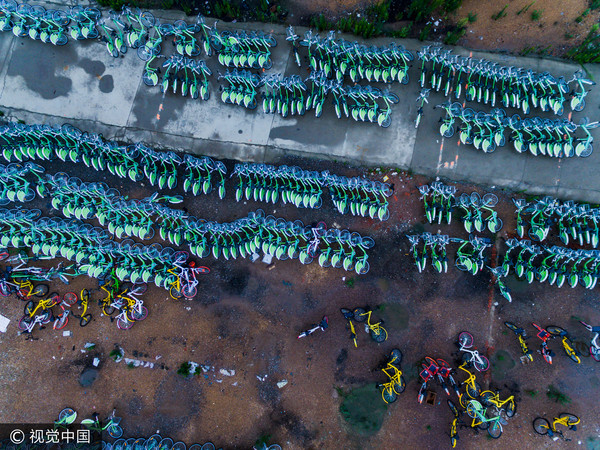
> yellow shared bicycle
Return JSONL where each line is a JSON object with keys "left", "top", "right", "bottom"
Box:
{"left": 377, "top": 349, "right": 405, "bottom": 403}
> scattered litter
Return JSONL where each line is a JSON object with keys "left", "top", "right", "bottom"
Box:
{"left": 257, "top": 375, "right": 268, "bottom": 382}
{"left": 201, "top": 365, "right": 211, "bottom": 372}
{"left": 262, "top": 254, "right": 273, "bottom": 264}
{"left": 219, "top": 369, "right": 235, "bottom": 376}
{"left": 342, "top": 277, "right": 346, "bottom": 281}
{"left": 268, "top": 264, "right": 276, "bottom": 271}
{"left": 185, "top": 307, "right": 191, "bottom": 311}
{"left": 0, "top": 314, "right": 10, "bottom": 333}
{"left": 84, "top": 343, "right": 96, "bottom": 349}
{"left": 277, "top": 380, "right": 288, "bottom": 389}
{"left": 155, "top": 355, "right": 162, "bottom": 360}
{"left": 383, "top": 175, "right": 389, "bottom": 182}
{"left": 123, "top": 358, "right": 155, "bottom": 369}
{"left": 216, "top": 379, "right": 223, "bottom": 383}
{"left": 232, "top": 382, "right": 238, "bottom": 386}
{"left": 391, "top": 172, "right": 398, "bottom": 176}
{"left": 251, "top": 253, "right": 260, "bottom": 262}
{"left": 63, "top": 331, "right": 72, "bottom": 337}
{"left": 92, "top": 358, "right": 100, "bottom": 367}
{"left": 52, "top": 356, "right": 55, "bottom": 359}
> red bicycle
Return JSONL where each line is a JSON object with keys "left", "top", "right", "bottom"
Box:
{"left": 532, "top": 323, "right": 554, "bottom": 364}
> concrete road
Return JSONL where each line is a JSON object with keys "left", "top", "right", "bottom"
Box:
{"left": 0, "top": 6, "right": 599, "bottom": 202}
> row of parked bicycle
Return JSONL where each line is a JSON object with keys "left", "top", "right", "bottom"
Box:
{"left": 286, "top": 27, "right": 414, "bottom": 85}
{"left": 0, "top": 1, "right": 276, "bottom": 70}
{"left": 514, "top": 196, "right": 600, "bottom": 246}
{"left": 46, "top": 407, "right": 229, "bottom": 450}
{"left": 231, "top": 162, "right": 392, "bottom": 220}
{"left": 437, "top": 102, "right": 597, "bottom": 157}
{"left": 419, "top": 182, "right": 502, "bottom": 233}
{"left": 407, "top": 233, "right": 490, "bottom": 276}
{"left": 418, "top": 45, "right": 593, "bottom": 114}
{"left": 215, "top": 68, "right": 400, "bottom": 125}
{"left": 0, "top": 122, "right": 393, "bottom": 218}
{"left": 492, "top": 239, "right": 600, "bottom": 301}
{"left": 418, "top": 181, "right": 600, "bottom": 248}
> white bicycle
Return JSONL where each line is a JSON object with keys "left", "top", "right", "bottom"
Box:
{"left": 458, "top": 331, "right": 490, "bottom": 372}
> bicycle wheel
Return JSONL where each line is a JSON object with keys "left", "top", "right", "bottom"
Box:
{"left": 467, "top": 382, "right": 481, "bottom": 399}
{"left": 63, "top": 292, "right": 78, "bottom": 306}
{"left": 140, "top": 11, "right": 155, "bottom": 27}
{"left": 58, "top": 407, "right": 77, "bottom": 423}
{"left": 108, "top": 424, "right": 123, "bottom": 438}
{"left": 546, "top": 325, "right": 566, "bottom": 336}
{"left": 172, "top": 442, "right": 186, "bottom": 450}
{"left": 53, "top": 314, "right": 69, "bottom": 330}
{"left": 393, "top": 376, "right": 406, "bottom": 394}
{"left": 506, "top": 400, "right": 516, "bottom": 418}
{"left": 131, "top": 306, "right": 149, "bottom": 321}
{"left": 80, "top": 314, "right": 92, "bottom": 327}
{"left": 559, "top": 413, "right": 580, "bottom": 426}
{"left": 201, "top": 443, "right": 216, "bottom": 450}
{"left": 18, "top": 315, "right": 32, "bottom": 331}
{"left": 146, "top": 434, "right": 162, "bottom": 449}
{"left": 479, "top": 391, "right": 494, "bottom": 407}
{"left": 381, "top": 385, "right": 398, "bottom": 404}
{"left": 466, "top": 402, "right": 477, "bottom": 418}
{"left": 182, "top": 284, "right": 197, "bottom": 299}
{"left": 116, "top": 316, "right": 134, "bottom": 330}
{"left": 353, "top": 308, "right": 367, "bottom": 322}
{"left": 482, "top": 193, "right": 498, "bottom": 207}
{"left": 488, "top": 422, "right": 502, "bottom": 439}
{"left": 474, "top": 356, "right": 490, "bottom": 372}
{"left": 33, "top": 284, "right": 49, "bottom": 297}
{"left": 533, "top": 417, "right": 550, "bottom": 435}
{"left": 24, "top": 300, "right": 35, "bottom": 316}
{"left": 458, "top": 331, "right": 474, "bottom": 348}
{"left": 170, "top": 286, "right": 184, "bottom": 299}
{"left": 370, "top": 327, "right": 387, "bottom": 343}
{"left": 389, "top": 349, "right": 402, "bottom": 366}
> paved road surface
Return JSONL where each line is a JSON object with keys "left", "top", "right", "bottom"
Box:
{"left": 0, "top": 7, "right": 599, "bottom": 202}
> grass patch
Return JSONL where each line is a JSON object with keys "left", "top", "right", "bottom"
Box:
{"left": 419, "top": 23, "right": 432, "bottom": 41}
{"left": 467, "top": 12, "right": 477, "bottom": 23}
{"left": 339, "top": 384, "right": 388, "bottom": 436}
{"left": 126, "top": 362, "right": 136, "bottom": 369}
{"left": 592, "top": 0, "right": 600, "bottom": 9}
{"left": 525, "top": 389, "right": 538, "bottom": 398}
{"left": 547, "top": 385, "right": 571, "bottom": 405}
{"left": 392, "top": 23, "right": 412, "bottom": 38}
{"left": 565, "top": 32, "right": 573, "bottom": 39}
{"left": 344, "top": 277, "right": 355, "bottom": 288}
{"left": 492, "top": 4, "right": 509, "bottom": 20}
{"left": 0, "top": 111, "right": 4, "bottom": 117}
{"left": 531, "top": 9, "right": 542, "bottom": 21}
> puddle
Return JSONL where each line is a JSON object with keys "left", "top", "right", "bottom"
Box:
{"left": 339, "top": 384, "right": 387, "bottom": 436}
{"left": 380, "top": 304, "right": 409, "bottom": 331}
{"left": 491, "top": 350, "right": 515, "bottom": 380}
{"left": 79, "top": 368, "right": 99, "bottom": 387}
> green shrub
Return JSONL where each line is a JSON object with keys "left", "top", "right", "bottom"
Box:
{"left": 444, "top": 26, "right": 466, "bottom": 45}
{"left": 393, "top": 23, "right": 412, "bottom": 38}
{"left": 177, "top": 362, "right": 192, "bottom": 376}
{"left": 516, "top": 1, "right": 536, "bottom": 15}
{"left": 568, "top": 24, "right": 600, "bottom": 63}
{"left": 591, "top": 0, "right": 600, "bottom": 9}
{"left": 531, "top": 9, "right": 542, "bottom": 21}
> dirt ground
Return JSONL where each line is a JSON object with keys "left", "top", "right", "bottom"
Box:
{"left": 283, "top": 0, "right": 600, "bottom": 58}
{"left": 0, "top": 151, "right": 599, "bottom": 449}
